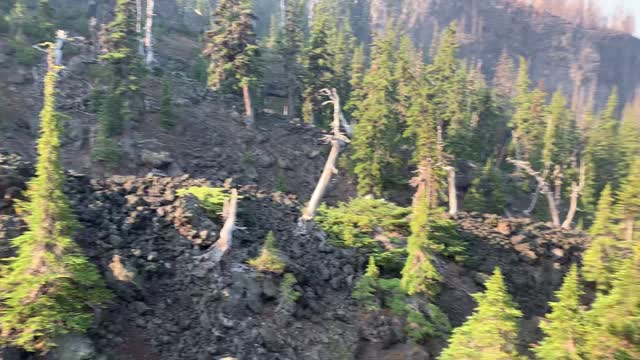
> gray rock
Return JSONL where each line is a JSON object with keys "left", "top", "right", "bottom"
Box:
{"left": 46, "top": 334, "right": 95, "bottom": 360}
{"left": 141, "top": 150, "right": 173, "bottom": 168}
{"left": 0, "top": 347, "right": 21, "bottom": 360}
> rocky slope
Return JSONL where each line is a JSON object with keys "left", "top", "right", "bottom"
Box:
{"left": 368, "top": 0, "right": 640, "bottom": 111}
{"left": 0, "top": 153, "right": 589, "bottom": 359}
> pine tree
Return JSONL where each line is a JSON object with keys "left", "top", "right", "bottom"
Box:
{"left": 493, "top": 49, "right": 517, "bottom": 102}
{"left": 440, "top": 268, "right": 522, "bottom": 360}
{"left": 248, "top": 231, "right": 286, "bottom": 273}
{"left": 510, "top": 57, "right": 532, "bottom": 161}
{"left": 534, "top": 265, "right": 585, "bottom": 360}
{"left": 617, "top": 97, "right": 640, "bottom": 178}
{"left": 0, "top": 47, "right": 111, "bottom": 352}
{"left": 351, "top": 30, "right": 398, "bottom": 196}
{"left": 585, "top": 89, "right": 620, "bottom": 198}
{"left": 278, "top": 0, "right": 306, "bottom": 119}
{"left": 101, "top": 0, "right": 140, "bottom": 83}
{"left": 400, "top": 160, "right": 442, "bottom": 296}
{"left": 345, "top": 43, "right": 366, "bottom": 116}
{"left": 583, "top": 184, "right": 628, "bottom": 291}
{"left": 427, "top": 22, "right": 471, "bottom": 160}
{"left": 352, "top": 256, "right": 380, "bottom": 310}
{"left": 160, "top": 79, "right": 175, "bottom": 129}
{"left": 617, "top": 157, "right": 640, "bottom": 243}
{"left": 302, "top": 1, "right": 334, "bottom": 124}
{"left": 204, "top": 0, "right": 260, "bottom": 127}
{"left": 583, "top": 245, "right": 640, "bottom": 359}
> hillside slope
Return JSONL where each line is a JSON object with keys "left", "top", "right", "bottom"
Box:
{"left": 0, "top": 153, "right": 588, "bottom": 359}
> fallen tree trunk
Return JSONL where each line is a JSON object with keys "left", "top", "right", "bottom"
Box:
{"left": 300, "top": 88, "right": 350, "bottom": 223}
{"left": 54, "top": 30, "right": 67, "bottom": 66}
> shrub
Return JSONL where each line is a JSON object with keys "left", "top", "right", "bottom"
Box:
{"left": 248, "top": 231, "right": 286, "bottom": 273}
{"left": 10, "top": 38, "right": 40, "bottom": 66}
{"left": 278, "top": 273, "right": 301, "bottom": 311}
{"left": 352, "top": 257, "right": 380, "bottom": 310}
{"left": 160, "top": 79, "right": 175, "bottom": 129}
{"left": 176, "top": 186, "right": 229, "bottom": 215}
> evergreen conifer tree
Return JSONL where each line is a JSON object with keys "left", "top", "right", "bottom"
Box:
{"left": 0, "top": 47, "right": 110, "bottom": 352}
{"left": 534, "top": 265, "right": 585, "bottom": 360}
{"left": 440, "top": 268, "right": 522, "bottom": 360}
{"left": 345, "top": 43, "right": 366, "bottom": 116}
{"left": 583, "top": 184, "right": 622, "bottom": 291}
{"left": 278, "top": 0, "right": 306, "bottom": 119}
{"left": 204, "top": 0, "right": 260, "bottom": 127}
{"left": 583, "top": 245, "right": 640, "bottom": 359}
{"left": 510, "top": 57, "right": 532, "bottom": 161}
{"left": 400, "top": 160, "right": 442, "bottom": 296}
{"left": 617, "top": 157, "right": 640, "bottom": 243}
{"left": 160, "top": 79, "right": 175, "bottom": 129}
{"left": 352, "top": 256, "right": 380, "bottom": 310}
{"left": 351, "top": 30, "right": 398, "bottom": 196}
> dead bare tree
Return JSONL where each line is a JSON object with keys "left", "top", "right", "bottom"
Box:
{"left": 144, "top": 0, "right": 155, "bottom": 65}
{"left": 300, "top": 88, "right": 350, "bottom": 224}
{"left": 197, "top": 188, "right": 239, "bottom": 264}
{"left": 561, "top": 162, "right": 585, "bottom": 229}
{"left": 445, "top": 166, "right": 457, "bottom": 216}
{"left": 136, "top": 0, "right": 144, "bottom": 55}
{"left": 54, "top": 30, "right": 67, "bottom": 66}
{"left": 508, "top": 158, "right": 561, "bottom": 226}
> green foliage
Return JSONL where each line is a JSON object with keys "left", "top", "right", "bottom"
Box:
{"left": 351, "top": 29, "right": 399, "bottom": 196}
{"left": 583, "top": 246, "right": 640, "bottom": 359}
{"left": 617, "top": 157, "right": 640, "bottom": 242}
{"left": 189, "top": 55, "right": 209, "bottom": 85}
{"left": 176, "top": 186, "right": 229, "bottom": 215}
{"left": 401, "top": 190, "right": 441, "bottom": 296}
{"left": 0, "top": 50, "right": 111, "bottom": 353}
{"left": 465, "top": 160, "right": 507, "bottom": 215}
{"left": 248, "top": 231, "right": 286, "bottom": 273}
{"left": 377, "top": 278, "right": 451, "bottom": 341}
{"left": 316, "top": 197, "right": 410, "bottom": 249}
{"left": 352, "top": 256, "right": 380, "bottom": 310}
{"left": 440, "top": 268, "right": 522, "bottom": 360}
{"left": 204, "top": 0, "right": 261, "bottom": 91}
{"left": 91, "top": 134, "right": 121, "bottom": 165}
{"left": 534, "top": 265, "right": 585, "bottom": 360}
{"left": 278, "top": 273, "right": 301, "bottom": 307}
{"left": 9, "top": 37, "right": 40, "bottom": 66}
{"left": 160, "top": 79, "right": 175, "bottom": 129}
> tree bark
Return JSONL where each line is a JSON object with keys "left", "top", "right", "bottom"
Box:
{"left": 144, "top": 0, "right": 155, "bottom": 65}
{"left": 242, "top": 84, "right": 255, "bottom": 128}
{"left": 508, "top": 158, "right": 561, "bottom": 226}
{"left": 561, "top": 163, "right": 585, "bottom": 229}
{"left": 54, "top": 30, "right": 67, "bottom": 66}
{"left": 446, "top": 166, "right": 457, "bottom": 216}
{"left": 301, "top": 88, "right": 350, "bottom": 223}
{"left": 136, "top": 0, "right": 144, "bottom": 56}
{"left": 624, "top": 217, "right": 635, "bottom": 243}
{"left": 198, "top": 189, "right": 238, "bottom": 264}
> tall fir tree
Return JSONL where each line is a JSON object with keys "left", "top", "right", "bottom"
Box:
{"left": 204, "top": 0, "right": 260, "bottom": 127}
{"left": 351, "top": 29, "right": 398, "bottom": 196}
{"left": 302, "top": 0, "right": 334, "bottom": 124}
{"left": 278, "top": 0, "right": 306, "bottom": 119}
{"left": 582, "top": 184, "right": 622, "bottom": 291}
{"left": 617, "top": 157, "right": 640, "bottom": 243}
{"left": 426, "top": 22, "right": 471, "bottom": 160}
{"left": 401, "top": 160, "right": 441, "bottom": 296}
{"left": 534, "top": 265, "right": 585, "bottom": 360}
{"left": 0, "top": 47, "right": 111, "bottom": 352}
{"left": 440, "top": 268, "right": 522, "bottom": 360}
{"left": 345, "top": 43, "right": 366, "bottom": 116}
{"left": 352, "top": 256, "right": 380, "bottom": 310}
{"left": 583, "top": 244, "right": 640, "bottom": 359}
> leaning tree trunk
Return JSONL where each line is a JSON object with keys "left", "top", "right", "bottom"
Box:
{"left": 198, "top": 189, "right": 238, "bottom": 264}
{"left": 242, "top": 84, "right": 255, "bottom": 128}
{"left": 562, "top": 163, "right": 585, "bottom": 229}
{"left": 144, "top": 0, "right": 155, "bottom": 65}
{"left": 446, "top": 166, "right": 457, "bottom": 216}
{"left": 509, "top": 159, "right": 561, "bottom": 226}
{"left": 136, "top": 0, "right": 144, "bottom": 56}
{"left": 300, "top": 88, "right": 350, "bottom": 223}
